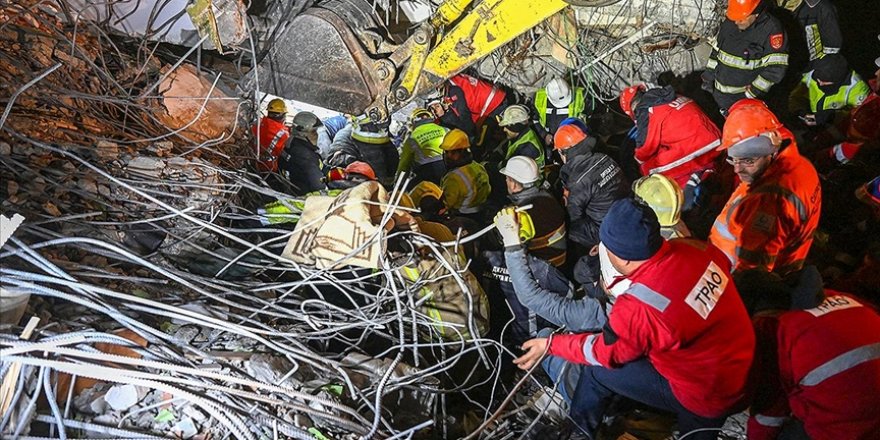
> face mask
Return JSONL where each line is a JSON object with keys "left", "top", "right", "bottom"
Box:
{"left": 599, "top": 242, "right": 631, "bottom": 297}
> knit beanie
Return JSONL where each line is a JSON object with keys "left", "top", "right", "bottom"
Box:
{"left": 813, "top": 53, "right": 848, "bottom": 86}
{"left": 599, "top": 198, "right": 663, "bottom": 261}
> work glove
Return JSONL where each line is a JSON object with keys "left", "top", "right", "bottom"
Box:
{"left": 700, "top": 72, "right": 714, "bottom": 93}
{"left": 493, "top": 207, "right": 522, "bottom": 248}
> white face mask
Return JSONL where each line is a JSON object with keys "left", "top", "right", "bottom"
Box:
{"left": 599, "top": 242, "right": 631, "bottom": 297}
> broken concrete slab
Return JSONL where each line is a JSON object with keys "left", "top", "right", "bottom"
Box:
{"left": 155, "top": 64, "right": 239, "bottom": 145}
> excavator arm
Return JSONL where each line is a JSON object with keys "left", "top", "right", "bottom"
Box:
{"left": 256, "top": 0, "right": 569, "bottom": 121}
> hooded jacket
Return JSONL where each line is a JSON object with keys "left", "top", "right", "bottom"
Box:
{"left": 632, "top": 86, "right": 722, "bottom": 186}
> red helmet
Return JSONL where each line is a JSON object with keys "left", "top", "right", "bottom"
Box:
{"left": 554, "top": 124, "right": 588, "bottom": 150}
{"left": 721, "top": 99, "right": 783, "bottom": 150}
{"left": 727, "top": 0, "right": 761, "bottom": 21}
{"left": 344, "top": 161, "right": 377, "bottom": 180}
{"left": 619, "top": 84, "right": 646, "bottom": 119}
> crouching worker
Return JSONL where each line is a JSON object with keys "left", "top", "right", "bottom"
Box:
{"left": 736, "top": 270, "right": 880, "bottom": 440}
{"left": 492, "top": 207, "right": 608, "bottom": 402}
{"left": 514, "top": 199, "right": 755, "bottom": 440}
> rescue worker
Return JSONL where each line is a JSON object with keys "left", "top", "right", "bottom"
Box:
{"left": 709, "top": 99, "right": 821, "bottom": 275}
{"left": 703, "top": 0, "right": 789, "bottom": 113}
{"left": 492, "top": 206, "right": 609, "bottom": 401}
{"left": 328, "top": 161, "right": 377, "bottom": 190}
{"left": 554, "top": 124, "right": 627, "bottom": 252}
{"left": 619, "top": 83, "right": 722, "bottom": 208}
{"left": 514, "top": 199, "right": 755, "bottom": 440}
{"left": 532, "top": 77, "right": 588, "bottom": 146}
{"left": 279, "top": 111, "right": 325, "bottom": 194}
{"left": 410, "top": 180, "right": 481, "bottom": 260}
{"left": 789, "top": 0, "right": 843, "bottom": 65}
{"left": 633, "top": 174, "right": 692, "bottom": 239}
{"left": 325, "top": 116, "right": 399, "bottom": 187}
{"left": 439, "top": 129, "right": 491, "bottom": 218}
{"left": 396, "top": 108, "right": 448, "bottom": 186}
{"left": 430, "top": 73, "right": 508, "bottom": 152}
{"left": 789, "top": 53, "right": 870, "bottom": 128}
{"left": 493, "top": 105, "right": 545, "bottom": 169}
{"left": 500, "top": 156, "right": 566, "bottom": 266}
{"left": 252, "top": 98, "right": 290, "bottom": 173}
{"left": 735, "top": 270, "right": 880, "bottom": 440}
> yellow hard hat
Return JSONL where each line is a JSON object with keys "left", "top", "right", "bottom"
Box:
{"left": 440, "top": 128, "right": 470, "bottom": 151}
{"left": 267, "top": 98, "right": 287, "bottom": 114}
{"left": 633, "top": 174, "right": 683, "bottom": 227}
{"left": 410, "top": 108, "right": 434, "bottom": 123}
{"left": 409, "top": 181, "right": 443, "bottom": 206}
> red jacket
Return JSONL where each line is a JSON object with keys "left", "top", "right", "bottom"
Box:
{"left": 749, "top": 292, "right": 880, "bottom": 440}
{"left": 252, "top": 117, "right": 289, "bottom": 172}
{"left": 634, "top": 94, "right": 722, "bottom": 187}
{"left": 448, "top": 74, "right": 507, "bottom": 124}
{"left": 549, "top": 239, "right": 755, "bottom": 418}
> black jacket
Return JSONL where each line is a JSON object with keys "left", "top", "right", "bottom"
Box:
{"left": 324, "top": 125, "right": 399, "bottom": 186}
{"left": 560, "top": 139, "right": 628, "bottom": 248}
{"left": 280, "top": 136, "right": 324, "bottom": 194}
{"left": 796, "top": 0, "right": 842, "bottom": 64}
{"left": 510, "top": 187, "right": 567, "bottom": 266}
{"left": 705, "top": 13, "right": 789, "bottom": 110}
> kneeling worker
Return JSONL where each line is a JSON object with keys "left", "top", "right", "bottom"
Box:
{"left": 439, "top": 129, "right": 491, "bottom": 219}
{"left": 515, "top": 199, "right": 755, "bottom": 440}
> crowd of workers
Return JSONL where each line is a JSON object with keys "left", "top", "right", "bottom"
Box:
{"left": 251, "top": 0, "right": 880, "bottom": 438}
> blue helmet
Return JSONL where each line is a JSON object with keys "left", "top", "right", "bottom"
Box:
{"left": 559, "top": 117, "right": 589, "bottom": 135}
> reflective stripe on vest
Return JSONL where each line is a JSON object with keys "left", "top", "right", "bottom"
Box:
{"left": 800, "top": 342, "right": 880, "bottom": 386}
{"left": 648, "top": 139, "right": 721, "bottom": 175}
{"left": 504, "top": 130, "right": 545, "bottom": 168}
{"left": 534, "top": 88, "right": 586, "bottom": 127}
{"left": 409, "top": 123, "right": 447, "bottom": 165}
{"left": 806, "top": 71, "right": 869, "bottom": 113}
{"left": 265, "top": 128, "right": 287, "bottom": 157}
{"left": 402, "top": 266, "right": 447, "bottom": 338}
{"left": 450, "top": 167, "right": 478, "bottom": 214}
{"left": 714, "top": 81, "right": 748, "bottom": 95}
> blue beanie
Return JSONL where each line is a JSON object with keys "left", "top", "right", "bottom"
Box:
{"left": 599, "top": 198, "right": 663, "bottom": 261}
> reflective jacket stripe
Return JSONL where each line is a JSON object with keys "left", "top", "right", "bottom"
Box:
{"left": 716, "top": 49, "right": 789, "bottom": 70}
{"left": 451, "top": 167, "right": 478, "bottom": 213}
{"left": 754, "top": 414, "right": 788, "bottom": 427}
{"left": 800, "top": 342, "right": 880, "bottom": 386}
{"left": 477, "top": 87, "right": 499, "bottom": 121}
{"left": 714, "top": 81, "right": 748, "bottom": 94}
{"left": 648, "top": 139, "right": 721, "bottom": 174}
{"left": 625, "top": 283, "right": 671, "bottom": 312}
{"left": 752, "top": 75, "right": 774, "bottom": 92}
{"left": 581, "top": 333, "right": 602, "bottom": 366}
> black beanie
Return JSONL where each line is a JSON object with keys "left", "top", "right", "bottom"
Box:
{"left": 813, "top": 54, "right": 849, "bottom": 86}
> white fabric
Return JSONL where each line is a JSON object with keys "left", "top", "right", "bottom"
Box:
{"left": 599, "top": 243, "right": 632, "bottom": 297}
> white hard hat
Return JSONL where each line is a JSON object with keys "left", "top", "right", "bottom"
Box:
{"left": 546, "top": 77, "right": 573, "bottom": 108}
{"left": 498, "top": 104, "right": 530, "bottom": 127}
{"left": 500, "top": 156, "right": 540, "bottom": 185}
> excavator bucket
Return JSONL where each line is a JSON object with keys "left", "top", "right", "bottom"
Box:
{"left": 256, "top": 7, "right": 384, "bottom": 115}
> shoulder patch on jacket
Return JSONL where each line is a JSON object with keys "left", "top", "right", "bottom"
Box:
{"left": 770, "top": 33, "right": 784, "bottom": 50}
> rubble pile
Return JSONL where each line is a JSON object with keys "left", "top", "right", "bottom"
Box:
{"left": 0, "top": 3, "right": 517, "bottom": 439}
